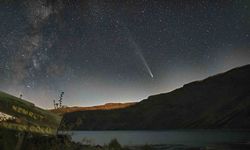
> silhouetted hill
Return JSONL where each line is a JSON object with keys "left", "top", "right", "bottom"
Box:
{"left": 61, "top": 64, "right": 250, "bottom": 130}
{"left": 51, "top": 102, "right": 136, "bottom": 114}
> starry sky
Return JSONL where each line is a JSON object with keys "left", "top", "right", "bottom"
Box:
{"left": 0, "top": 0, "right": 250, "bottom": 108}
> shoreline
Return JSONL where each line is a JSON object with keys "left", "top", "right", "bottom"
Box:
{"left": 1, "top": 129, "right": 250, "bottom": 150}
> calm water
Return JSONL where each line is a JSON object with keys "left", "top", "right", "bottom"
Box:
{"left": 65, "top": 130, "right": 250, "bottom": 146}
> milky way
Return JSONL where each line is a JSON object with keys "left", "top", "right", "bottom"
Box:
{"left": 0, "top": 0, "right": 250, "bottom": 108}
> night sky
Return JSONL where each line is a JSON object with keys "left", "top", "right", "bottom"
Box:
{"left": 0, "top": 0, "right": 250, "bottom": 108}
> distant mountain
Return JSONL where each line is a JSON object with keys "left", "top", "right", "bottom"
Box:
{"left": 61, "top": 64, "right": 250, "bottom": 130}
{"left": 51, "top": 102, "right": 136, "bottom": 114}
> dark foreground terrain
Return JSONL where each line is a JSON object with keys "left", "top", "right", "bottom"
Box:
{"left": 62, "top": 64, "right": 250, "bottom": 130}
{"left": 0, "top": 129, "right": 250, "bottom": 150}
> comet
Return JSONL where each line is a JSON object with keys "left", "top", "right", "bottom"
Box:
{"left": 129, "top": 35, "right": 154, "bottom": 78}
{"left": 121, "top": 22, "right": 154, "bottom": 78}
{"left": 136, "top": 49, "right": 154, "bottom": 78}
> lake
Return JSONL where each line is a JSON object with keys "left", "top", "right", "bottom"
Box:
{"left": 65, "top": 130, "right": 250, "bottom": 147}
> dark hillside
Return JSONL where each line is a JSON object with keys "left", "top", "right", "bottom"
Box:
{"left": 61, "top": 65, "right": 250, "bottom": 130}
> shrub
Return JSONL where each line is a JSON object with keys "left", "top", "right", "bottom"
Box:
{"left": 108, "top": 139, "right": 122, "bottom": 150}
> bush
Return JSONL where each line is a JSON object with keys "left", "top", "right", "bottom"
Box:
{"left": 108, "top": 139, "right": 122, "bottom": 150}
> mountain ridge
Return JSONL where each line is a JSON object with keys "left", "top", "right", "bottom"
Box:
{"left": 51, "top": 102, "right": 136, "bottom": 114}
{"left": 61, "top": 64, "right": 250, "bottom": 130}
